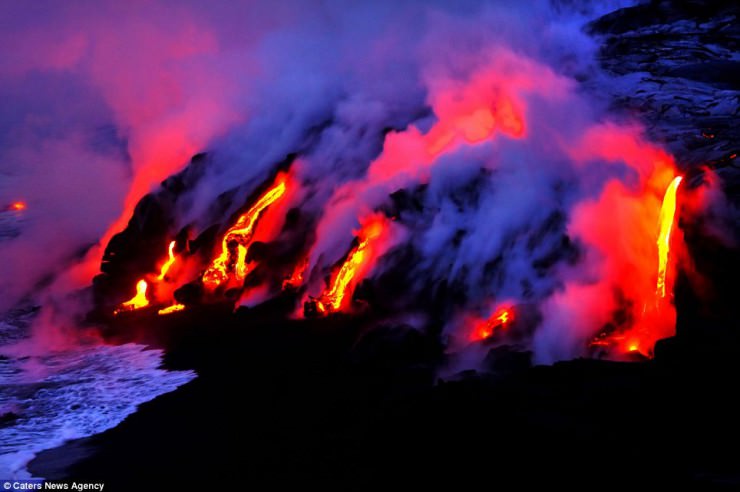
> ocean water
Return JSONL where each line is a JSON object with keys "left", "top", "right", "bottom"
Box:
{"left": 0, "top": 314, "right": 195, "bottom": 479}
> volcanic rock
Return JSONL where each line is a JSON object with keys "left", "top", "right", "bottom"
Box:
{"left": 588, "top": 0, "right": 739, "bottom": 172}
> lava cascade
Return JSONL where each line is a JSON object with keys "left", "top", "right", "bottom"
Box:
{"left": 202, "top": 173, "right": 289, "bottom": 290}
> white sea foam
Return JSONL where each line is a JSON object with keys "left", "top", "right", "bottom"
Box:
{"left": 0, "top": 342, "right": 195, "bottom": 479}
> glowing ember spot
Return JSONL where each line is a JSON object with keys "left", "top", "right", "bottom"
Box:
{"left": 114, "top": 279, "right": 149, "bottom": 314}
{"left": 4, "top": 201, "right": 27, "bottom": 212}
{"left": 314, "top": 217, "right": 386, "bottom": 314}
{"left": 202, "top": 174, "right": 287, "bottom": 289}
{"left": 471, "top": 305, "right": 515, "bottom": 341}
{"left": 656, "top": 176, "right": 682, "bottom": 297}
{"left": 157, "top": 241, "right": 177, "bottom": 281}
{"left": 628, "top": 343, "right": 639, "bottom": 352}
{"left": 158, "top": 303, "right": 185, "bottom": 315}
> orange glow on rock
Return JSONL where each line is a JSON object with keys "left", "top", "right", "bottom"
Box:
{"left": 156, "top": 241, "right": 178, "bottom": 281}
{"left": 202, "top": 173, "right": 288, "bottom": 289}
{"left": 114, "top": 279, "right": 149, "bottom": 314}
{"left": 157, "top": 303, "right": 185, "bottom": 315}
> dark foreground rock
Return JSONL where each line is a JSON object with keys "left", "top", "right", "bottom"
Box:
{"left": 28, "top": 305, "right": 740, "bottom": 490}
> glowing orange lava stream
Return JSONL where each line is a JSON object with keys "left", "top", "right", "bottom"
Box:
{"left": 471, "top": 305, "right": 514, "bottom": 341}
{"left": 656, "top": 176, "right": 682, "bottom": 297}
{"left": 157, "top": 241, "right": 177, "bottom": 281}
{"left": 315, "top": 218, "right": 386, "bottom": 314}
{"left": 114, "top": 279, "right": 149, "bottom": 315}
{"left": 158, "top": 303, "right": 185, "bottom": 315}
{"left": 202, "top": 174, "right": 288, "bottom": 289}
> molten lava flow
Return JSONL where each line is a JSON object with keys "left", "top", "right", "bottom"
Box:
{"left": 313, "top": 216, "right": 387, "bottom": 314}
{"left": 656, "top": 176, "right": 682, "bottom": 297}
{"left": 114, "top": 279, "right": 149, "bottom": 314}
{"left": 157, "top": 241, "right": 177, "bottom": 281}
{"left": 235, "top": 245, "right": 248, "bottom": 281}
{"left": 471, "top": 305, "right": 514, "bottom": 341}
{"left": 158, "top": 303, "right": 185, "bottom": 315}
{"left": 202, "top": 174, "right": 288, "bottom": 289}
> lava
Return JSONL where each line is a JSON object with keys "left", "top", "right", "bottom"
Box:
{"left": 283, "top": 257, "right": 308, "bottom": 290}
{"left": 656, "top": 176, "right": 682, "bottom": 298}
{"left": 202, "top": 173, "right": 288, "bottom": 289}
{"left": 114, "top": 279, "right": 149, "bottom": 314}
{"left": 310, "top": 215, "right": 389, "bottom": 315}
{"left": 158, "top": 303, "right": 185, "bottom": 315}
{"left": 235, "top": 245, "right": 248, "bottom": 281}
{"left": 157, "top": 241, "right": 178, "bottom": 281}
{"left": 471, "top": 305, "right": 515, "bottom": 341}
